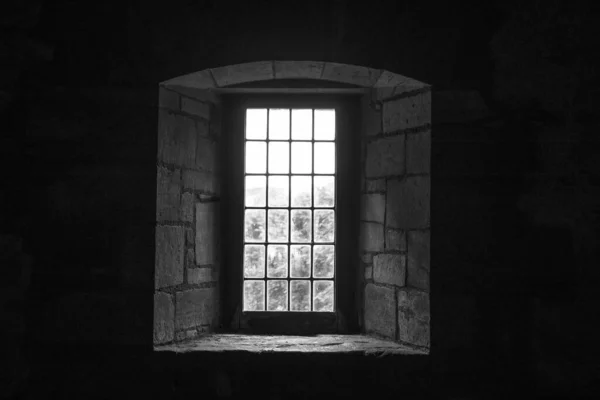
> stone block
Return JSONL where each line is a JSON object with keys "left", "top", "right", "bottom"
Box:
{"left": 185, "top": 228, "right": 194, "bottom": 247}
{"left": 187, "top": 267, "right": 217, "bottom": 284}
{"left": 373, "top": 254, "right": 406, "bottom": 287}
{"left": 364, "top": 283, "right": 396, "bottom": 338}
{"left": 175, "top": 288, "right": 216, "bottom": 330}
{"left": 180, "top": 192, "right": 194, "bottom": 223}
{"left": 361, "top": 194, "right": 385, "bottom": 223}
{"left": 153, "top": 292, "right": 174, "bottom": 344}
{"left": 211, "top": 61, "right": 274, "bottom": 87}
{"left": 158, "top": 87, "right": 179, "bottom": 111}
{"left": 161, "top": 70, "right": 216, "bottom": 90}
{"left": 155, "top": 226, "right": 184, "bottom": 289}
{"left": 361, "top": 253, "right": 373, "bottom": 264}
{"left": 360, "top": 222, "right": 384, "bottom": 252}
{"left": 373, "top": 71, "right": 428, "bottom": 101}
{"left": 181, "top": 97, "right": 210, "bottom": 120}
{"left": 196, "top": 202, "right": 219, "bottom": 265}
{"left": 407, "top": 130, "right": 431, "bottom": 174}
{"left": 167, "top": 85, "right": 220, "bottom": 104}
{"left": 386, "top": 229, "right": 407, "bottom": 252}
{"left": 321, "top": 62, "right": 382, "bottom": 87}
{"left": 176, "top": 329, "right": 198, "bottom": 342}
{"left": 158, "top": 111, "right": 197, "bottom": 168}
{"left": 366, "top": 136, "right": 405, "bottom": 178}
{"left": 182, "top": 170, "right": 218, "bottom": 194}
{"left": 407, "top": 230, "right": 430, "bottom": 290}
{"left": 196, "top": 137, "right": 217, "bottom": 172}
{"left": 397, "top": 290, "right": 430, "bottom": 348}
{"left": 362, "top": 96, "right": 382, "bottom": 136}
{"left": 156, "top": 167, "right": 181, "bottom": 221}
{"left": 383, "top": 91, "right": 431, "bottom": 133}
{"left": 365, "top": 179, "right": 386, "bottom": 193}
{"left": 386, "top": 177, "right": 430, "bottom": 229}
{"left": 274, "top": 61, "right": 324, "bottom": 79}
{"left": 364, "top": 265, "right": 373, "bottom": 280}
{"left": 186, "top": 248, "right": 195, "bottom": 268}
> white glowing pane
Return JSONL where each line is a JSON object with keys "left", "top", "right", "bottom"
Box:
{"left": 246, "top": 141, "right": 266, "bottom": 173}
{"left": 245, "top": 176, "right": 266, "bottom": 207}
{"left": 314, "top": 176, "right": 335, "bottom": 207}
{"left": 267, "top": 245, "right": 288, "bottom": 278}
{"left": 313, "top": 280, "right": 334, "bottom": 312}
{"left": 244, "top": 280, "right": 265, "bottom": 311}
{"left": 269, "top": 109, "right": 290, "bottom": 140}
{"left": 314, "top": 143, "right": 335, "bottom": 174}
{"left": 291, "top": 142, "right": 312, "bottom": 173}
{"left": 268, "top": 176, "right": 289, "bottom": 207}
{"left": 314, "top": 109, "right": 335, "bottom": 140}
{"left": 246, "top": 109, "right": 267, "bottom": 139}
{"left": 267, "top": 280, "right": 288, "bottom": 311}
{"left": 268, "top": 142, "right": 289, "bottom": 173}
{"left": 244, "top": 245, "right": 265, "bottom": 278}
{"left": 291, "top": 109, "right": 312, "bottom": 140}
{"left": 290, "top": 280, "right": 311, "bottom": 311}
{"left": 291, "top": 176, "right": 312, "bottom": 207}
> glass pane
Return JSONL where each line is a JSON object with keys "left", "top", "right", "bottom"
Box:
{"left": 245, "top": 210, "right": 265, "bottom": 242}
{"left": 269, "top": 109, "right": 290, "bottom": 140}
{"left": 245, "top": 176, "right": 266, "bottom": 207}
{"left": 268, "top": 210, "right": 289, "bottom": 242}
{"left": 267, "top": 280, "right": 288, "bottom": 311}
{"left": 314, "top": 143, "right": 335, "bottom": 174}
{"left": 291, "top": 210, "right": 311, "bottom": 243}
{"left": 268, "top": 142, "right": 289, "bottom": 173}
{"left": 291, "top": 109, "right": 312, "bottom": 140}
{"left": 267, "top": 245, "right": 288, "bottom": 278}
{"left": 290, "top": 280, "right": 311, "bottom": 311}
{"left": 244, "top": 245, "right": 265, "bottom": 278}
{"left": 290, "top": 245, "right": 311, "bottom": 278}
{"left": 244, "top": 280, "right": 265, "bottom": 311}
{"left": 246, "top": 141, "right": 266, "bottom": 173}
{"left": 314, "top": 210, "right": 335, "bottom": 242}
{"left": 268, "top": 176, "right": 289, "bottom": 207}
{"left": 314, "top": 176, "right": 335, "bottom": 207}
{"left": 313, "top": 245, "right": 335, "bottom": 278}
{"left": 246, "top": 109, "right": 267, "bottom": 140}
{"left": 313, "top": 280, "right": 334, "bottom": 311}
{"left": 314, "top": 109, "right": 335, "bottom": 140}
{"left": 291, "top": 176, "right": 312, "bottom": 207}
{"left": 291, "top": 142, "right": 312, "bottom": 173}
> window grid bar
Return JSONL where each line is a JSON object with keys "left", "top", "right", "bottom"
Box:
{"left": 264, "top": 108, "right": 270, "bottom": 310}
{"left": 310, "top": 109, "right": 315, "bottom": 311}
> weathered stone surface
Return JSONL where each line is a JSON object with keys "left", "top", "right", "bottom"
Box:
{"left": 407, "top": 230, "right": 430, "bottom": 290}
{"left": 383, "top": 92, "right": 431, "bottom": 133}
{"left": 386, "top": 177, "right": 430, "bottom": 229}
{"left": 397, "top": 290, "right": 430, "bottom": 348}
{"left": 182, "top": 170, "right": 218, "bottom": 194}
{"left": 274, "top": 61, "right": 324, "bottom": 79}
{"left": 211, "top": 61, "right": 274, "bottom": 87}
{"left": 180, "top": 192, "right": 194, "bottom": 222}
{"left": 158, "top": 111, "right": 197, "bottom": 168}
{"left": 364, "top": 283, "right": 396, "bottom": 339}
{"left": 187, "top": 267, "right": 217, "bottom": 284}
{"left": 161, "top": 70, "right": 216, "bottom": 89}
{"left": 156, "top": 167, "right": 181, "bottom": 221}
{"left": 407, "top": 267, "right": 429, "bottom": 291}
{"left": 366, "top": 136, "right": 405, "bottom": 178}
{"left": 186, "top": 248, "right": 195, "bottom": 268}
{"left": 167, "top": 85, "right": 220, "bottom": 104}
{"left": 196, "top": 137, "right": 216, "bottom": 172}
{"left": 407, "top": 130, "right": 431, "bottom": 174}
{"left": 373, "top": 71, "right": 429, "bottom": 101}
{"left": 373, "top": 254, "right": 406, "bottom": 287}
{"left": 175, "top": 288, "right": 216, "bottom": 330}
{"left": 386, "top": 229, "right": 407, "bottom": 252}
{"left": 321, "top": 62, "right": 382, "bottom": 87}
{"left": 364, "top": 265, "right": 373, "bottom": 280}
{"left": 360, "top": 222, "right": 384, "bottom": 252}
{"left": 181, "top": 97, "right": 210, "bottom": 119}
{"left": 362, "top": 96, "right": 382, "bottom": 136}
{"left": 361, "top": 194, "right": 385, "bottom": 223}
{"left": 196, "top": 202, "right": 219, "bottom": 265}
{"left": 159, "top": 87, "right": 180, "bottom": 111}
{"left": 361, "top": 253, "right": 373, "bottom": 264}
{"left": 154, "top": 292, "right": 174, "bottom": 344}
{"left": 155, "top": 226, "right": 184, "bottom": 289}
{"left": 365, "top": 179, "right": 386, "bottom": 193}
{"left": 175, "top": 329, "right": 199, "bottom": 342}
{"left": 185, "top": 228, "right": 194, "bottom": 247}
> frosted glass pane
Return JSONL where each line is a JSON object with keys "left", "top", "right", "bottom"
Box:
{"left": 246, "top": 109, "right": 267, "bottom": 140}
{"left": 268, "top": 210, "right": 289, "bottom": 242}
{"left": 313, "top": 280, "right": 334, "bottom": 312}
{"left": 268, "top": 176, "right": 289, "bottom": 207}
{"left": 269, "top": 109, "right": 290, "bottom": 140}
{"left": 314, "top": 210, "right": 334, "bottom": 242}
{"left": 290, "top": 245, "right": 311, "bottom": 278}
{"left": 314, "top": 176, "right": 335, "bottom": 207}
{"left": 314, "top": 109, "right": 335, "bottom": 140}
{"left": 313, "top": 245, "right": 335, "bottom": 278}
{"left": 291, "top": 176, "right": 312, "bottom": 207}
{"left": 246, "top": 141, "right": 267, "bottom": 173}
{"left": 244, "top": 245, "right": 265, "bottom": 278}
{"left": 291, "top": 142, "right": 312, "bottom": 173}
{"left": 291, "top": 109, "right": 312, "bottom": 140}
{"left": 291, "top": 210, "right": 311, "bottom": 243}
{"left": 314, "top": 143, "right": 335, "bottom": 174}
{"left": 245, "top": 210, "right": 265, "bottom": 242}
{"left": 244, "top": 280, "right": 265, "bottom": 311}
{"left": 245, "top": 176, "right": 266, "bottom": 207}
{"left": 267, "top": 245, "right": 288, "bottom": 278}
{"left": 268, "top": 142, "right": 289, "bottom": 173}
{"left": 267, "top": 280, "right": 288, "bottom": 311}
{"left": 291, "top": 280, "right": 311, "bottom": 311}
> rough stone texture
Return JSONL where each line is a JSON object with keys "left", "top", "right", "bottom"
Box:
{"left": 386, "top": 177, "right": 430, "bottom": 229}
{"left": 182, "top": 170, "right": 218, "bottom": 194}
{"left": 181, "top": 97, "right": 210, "bottom": 119}
{"left": 195, "top": 137, "right": 216, "bottom": 172}
{"left": 383, "top": 92, "right": 431, "bottom": 133}
{"left": 159, "top": 87, "right": 179, "bottom": 111}
{"left": 386, "top": 229, "right": 407, "bottom": 252}
{"left": 167, "top": 85, "right": 220, "bottom": 104}
{"left": 155, "top": 226, "right": 184, "bottom": 289}
{"left": 361, "top": 253, "right": 373, "bottom": 264}
{"left": 407, "top": 230, "right": 430, "bottom": 291}
{"left": 211, "top": 61, "right": 274, "bottom": 87}
{"left": 373, "top": 254, "right": 406, "bottom": 287}
{"left": 364, "top": 265, "right": 373, "bottom": 280}
{"left": 187, "top": 267, "right": 216, "bottom": 284}
{"left": 196, "top": 202, "right": 218, "bottom": 265}
{"left": 360, "top": 222, "right": 384, "bottom": 252}
{"left": 373, "top": 71, "right": 429, "bottom": 101}
{"left": 397, "top": 290, "right": 430, "bottom": 348}
{"left": 274, "top": 61, "right": 324, "bottom": 79}
{"left": 180, "top": 192, "right": 194, "bottom": 222}
{"left": 158, "top": 111, "right": 197, "bottom": 168}
{"left": 161, "top": 70, "right": 216, "bottom": 89}
{"left": 362, "top": 96, "right": 382, "bottom": 136}
{"left": 175, "top": 329, "right": 199, "bottom": 342}
{"left": 366, "top": 136, "right": 405, "bottom": 178}
{"left": 321, "top": 62, "right": 382, "bottom": 87}
{"left": 364, "top": 283, "right": 396, "bottom": 339}
{"left": 365, "top": 179, "right": 386, "bottom": 193}
{"left": 156, "top": 167, "right": 181, "bottom": 221}
{"left": 406, "top": 130, "right": 431, "bottom": 174}
{"left": 185, "top": 228, "right": 194, "bottom": 247}
{"left": 154, "top": 292, "right": 175, "bottom": 344}
{"left": 175, "top": 288, "right": 216, "bottom": 330}
{"left": 361, "top": 194, "right": 385, "bottom": 223}
{"left": 186, "top": 248, "right": 195, "bottom": 268}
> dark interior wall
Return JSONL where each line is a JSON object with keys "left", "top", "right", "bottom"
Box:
{"left": 2, "top": 0, "right": 599, "bottom": 398}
